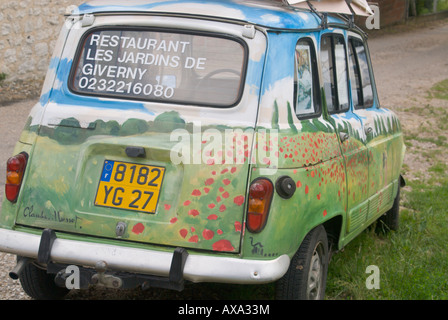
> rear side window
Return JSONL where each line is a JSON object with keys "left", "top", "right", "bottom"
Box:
{"left": 70, "top": 29, "right": 247, "bottom": 107}
{"left": 294, "top": 38, "right": 320, "bottom": 118}
{"left": 348, "top": 41, "right": 362, "bottom": 108}
{"left": 320, "top": 34, "right": 349, "bottom": 114}
{"left": 348, "top": 38, "right": 374, "bottom": 109}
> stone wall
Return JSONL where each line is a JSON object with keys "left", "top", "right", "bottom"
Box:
{"left": 0, "top": 0, "right": 84, "bottom": 82}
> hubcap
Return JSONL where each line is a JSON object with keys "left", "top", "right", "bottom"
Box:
{"left": 306, "top": 243, "right": 324, "bottom": 300}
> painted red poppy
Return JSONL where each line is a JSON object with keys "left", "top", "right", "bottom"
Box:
{"left": 234, "top": 221, "right": 242, "bottom": 232}
{"left": 233, "top": 195, "right": 245, "bottom": 206}
{"left": 208, "top": 214, "right": 218, "bottom": 220}
{"left": 202, "top": 229, "right": 214, "bottom": 240}
{"left": 132, "top": 223, "right": 145, "bottom": 235}
{"left": 188, "top": 235, "right": 199, "bottom": 243}
{"left": 179, "top": 228, "right": 188, "bottom": 238}
{"left": 212, "top": 239, "right": 235, "bottom": 252}
{"left": 188, "top": 209, "right": 200, "bottom": 217}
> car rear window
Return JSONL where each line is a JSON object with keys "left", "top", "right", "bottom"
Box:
{"left": 70, "top": 29, "right": 247, "bottom": 107}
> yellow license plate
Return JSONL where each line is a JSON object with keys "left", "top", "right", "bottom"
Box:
{"left": 95, "top": 160, "right": 165, "bottom": 214}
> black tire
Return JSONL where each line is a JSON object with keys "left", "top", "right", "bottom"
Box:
{"left": 19, "top": 259, "right": 69, "bottom": 300}
{"left": 276, "top": 225, "right": 329, "bottom": 300}
{"left": 377, "top": 185, "right": 400, "bottom": 233}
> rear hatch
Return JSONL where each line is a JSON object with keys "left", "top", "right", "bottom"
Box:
{"left": 15, "top": 18, "right": 266, "bottom": 253}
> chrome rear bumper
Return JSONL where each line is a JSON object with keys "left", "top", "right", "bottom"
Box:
{"left": 0, "top": 228, "right": 290, "bottom": 285}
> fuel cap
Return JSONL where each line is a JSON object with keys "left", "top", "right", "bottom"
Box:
{"left": 275, "top": 176, "right": 296, "bottom": 199}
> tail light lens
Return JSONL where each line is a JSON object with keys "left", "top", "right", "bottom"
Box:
{"left": 246, "top": 178, "right": 274, "bottom": 233}
{"left": 5, "top": 152, "right": 28, "bottom": 203}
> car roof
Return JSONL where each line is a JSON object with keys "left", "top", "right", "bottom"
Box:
{"left": 75, "top": 0, "right": 335, "bottom": 30}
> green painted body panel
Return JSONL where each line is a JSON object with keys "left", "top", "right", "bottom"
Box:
{"left": 11, "top": 118, "right": 256, "bottom": 253}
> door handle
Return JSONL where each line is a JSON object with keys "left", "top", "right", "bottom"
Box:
{"left": 365, "top": 125, "right": 373, "bottom": 135}
{"left": 339, "top": 132, "right": 349, "bottom": 143}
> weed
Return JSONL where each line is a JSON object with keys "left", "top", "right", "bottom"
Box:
{"left": 0, "top": 72, "right": 7, "bottom": 83}
{"left": 428, "top": 78, "right": 448, "bottom": 100}
{"left": 429, "top": 162, "right": 447, "bottom": 175}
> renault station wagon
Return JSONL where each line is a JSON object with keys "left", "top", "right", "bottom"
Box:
{"left": 0, "top": 0, "right": 405, "bottom": 300}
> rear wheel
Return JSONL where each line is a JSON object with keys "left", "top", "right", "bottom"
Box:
{"left": 276, "top": 225, "right": 329, "bottom": 300}
{"left": 19, "top": 258, "right": 69, "bottom": 300}
{"left": 377, "top": 184, "right": 401, "bottom": 233}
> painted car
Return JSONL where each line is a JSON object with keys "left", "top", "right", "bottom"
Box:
{"left": 0, "top": 0, "right": 405, "bottom": 300}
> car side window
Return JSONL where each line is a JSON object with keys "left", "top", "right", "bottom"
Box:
{"left": 349, "top": 38, "right": 374, "bottom": 109}
{"left": 348, "top": 40, "right": 362, "bottom": 108}
{"left": 294, "top": 38, "right": 320, "bottom": 118}
{"left": 320, "top": 34, "right": 349, "bottom": 114}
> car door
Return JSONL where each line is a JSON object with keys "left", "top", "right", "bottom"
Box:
{"left": 320, "top": 31, "right": 370, "bottom": 235}
{"left": 347, "top": 33, "right": 399, "bottom": 221}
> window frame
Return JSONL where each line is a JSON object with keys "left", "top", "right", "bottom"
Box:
{"left": 68, "top": 26, "right": 249, "bottom": 108}
{"left": 348, "top": 38, "right": 363, "bottom": 109}
{"left": 348, "top": 36, "right": 375, "bottom": 110}
{"left": 320, "top": 33, "right": 351, "bottom": 115}
{"left": 293, "top": 37, "right": 322, "bottom": 120}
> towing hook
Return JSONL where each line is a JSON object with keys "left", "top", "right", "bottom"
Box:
{"left": 9, "top": 257, "right": 30, "bottom": 280}
{"left": 91, "top": 260, "right": 123, "bottom": 289}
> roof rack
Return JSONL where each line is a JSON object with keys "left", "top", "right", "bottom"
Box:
{"left": 282, "top": 0, "right": 373, "bottom": 32}
{"left": 307, "top": 0, "right": 329, "bottom": 29}
{"left": 284, "top": 0, "right": 373, "bottom": 16}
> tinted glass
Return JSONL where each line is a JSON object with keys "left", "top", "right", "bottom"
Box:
{"left": 353, "top": 39, "right": 373, "bottom": 108}
{"left": 348, "top": 40, "right": 362, "bottom": 108}
{"left": 320, "top": 36, "right": 336, "bottom": 113}
{"left": 70, "top": 29, "right": 246, "bottom": 107}
{"left": 334, "top": 36, "right": 349, "bottom": 110}
{"left": 320, "top": 34, "right": 349, "bottom": 113}
{"left": 295, "top": 39, "right": 318, "bottom": 116}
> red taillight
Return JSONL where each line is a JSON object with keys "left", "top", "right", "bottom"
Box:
{"left": 5, "top": 152, "right": 28, "bottom": 202}
{"left": 246, "top": 178, "right": 274, "bottom": 233}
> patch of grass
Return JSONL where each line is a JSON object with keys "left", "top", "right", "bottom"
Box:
{"left": 428, "top": 79, "right": 448, "bottom": 100}
{"left": 325, "top": 155, "right": 448, "bottom": 300}
{"left": 406, "top": 134, "right": 448, "bottom": 147}
{"left": 428, "top": 162, "right": 447, "bottom": 175}
{"left": 0, "top": 72, "right": 7, "bottom": 83}
{"left": 326, "top": 178, "right": 448, "bottom": 299}
{"left": 427, "top": 162, "right": 448, "bottom": 185}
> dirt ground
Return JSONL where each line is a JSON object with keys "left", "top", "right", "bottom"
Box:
{"left": 0, "top": 17, "right": 447, "bottom": 300}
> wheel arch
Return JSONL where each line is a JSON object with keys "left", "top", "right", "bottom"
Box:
{"left": 321, "top": 215, "right": 344, "bottom": 252}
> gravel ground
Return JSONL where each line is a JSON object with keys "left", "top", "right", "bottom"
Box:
{"left": 0, "top": 17, "right": 447, "bottom": 300}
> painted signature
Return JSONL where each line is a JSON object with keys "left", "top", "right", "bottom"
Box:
{"left": 23, "top": 205, "right": 79, "bottom": 226}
